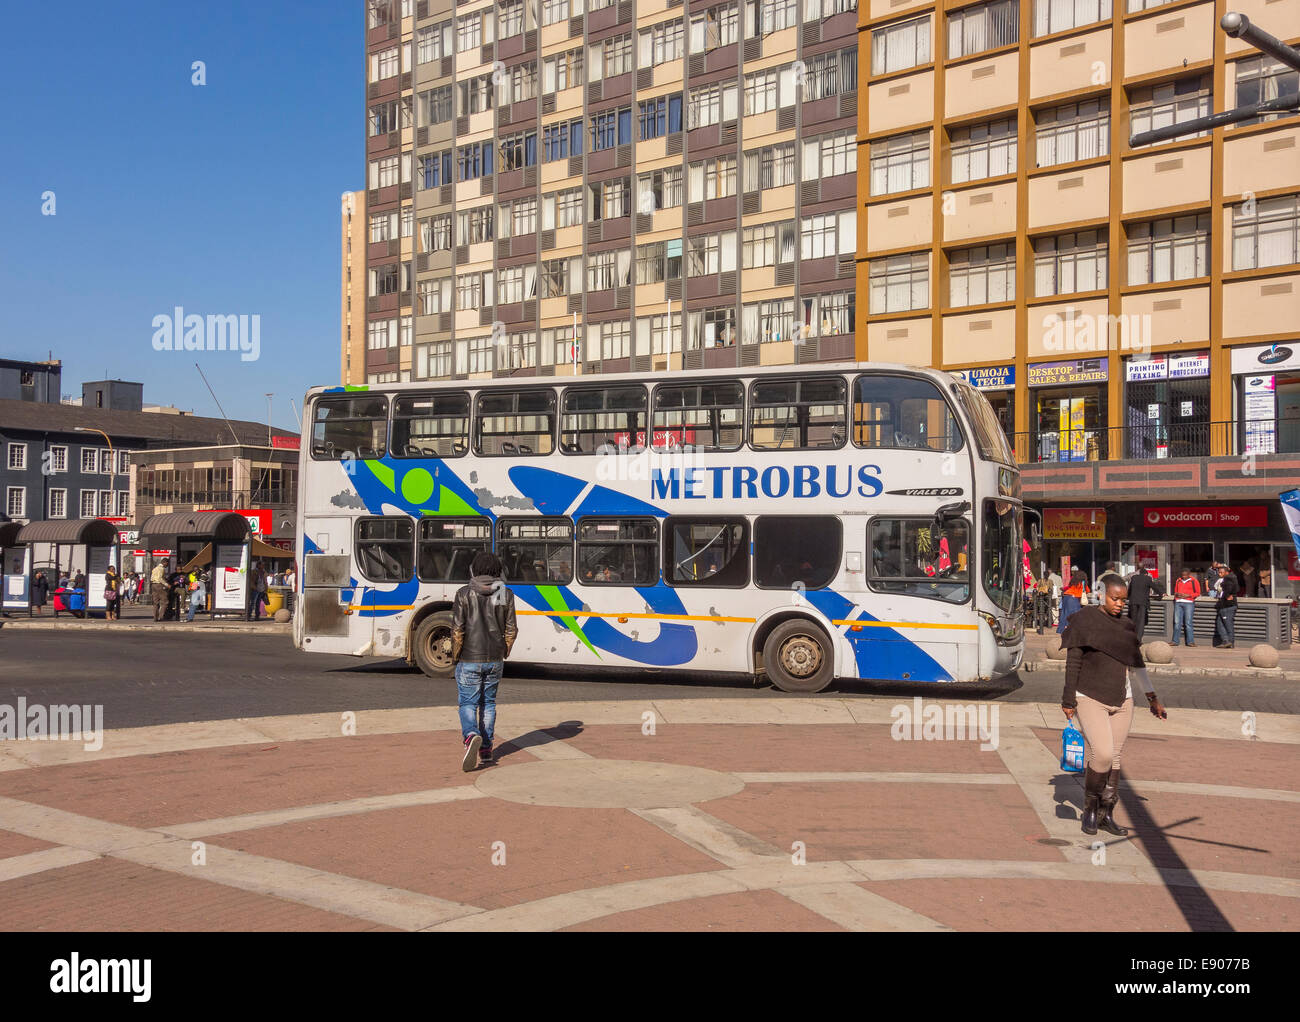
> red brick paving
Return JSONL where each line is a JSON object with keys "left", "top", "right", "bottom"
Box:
{"left": 0, "top": 858, "right": 395, "bottom": 932}
{"left": 561, "top": 889, "right": 846, "bottom": 931}
{"left": 0, "top": 829, "right": 57, "bottom": 860}
{"left": 857, "top": 878, "right": 1296, "bottom": 932}
{"left": 206, "top": 800, "right": 726, "bottom": 911}
{"left": 704, "top": 783, "right": 1065, "bottom": 864}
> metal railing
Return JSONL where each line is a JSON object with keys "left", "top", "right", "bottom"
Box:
{"left": 1008, "top": 421, "right": 1270, "bottom": 464}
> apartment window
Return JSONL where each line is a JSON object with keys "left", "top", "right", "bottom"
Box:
{"left": 950, "top": 117, "right": 1016, "bottom": 183}
{"left": 468, "top": 336, "right": 494, "bottom": 374}
{"left": 588, "top": 251, "right": 618, "bottom": 291}
{"left": 636, "top": 240, "right": 684, "bottom": 283}
{"left": 801, "top": 212, "right": 855, "bottom": 259}
{"left": 368, "top": 320, "right": 398, "bottom": 350}
{"left": 542, "top": 119, "right": 583, "bottom": 161}
{"left": 589, "top": 177, "right": 631, "bottom": 220}
{"left": 545, "top": 187, "right": 585, "bottom": 228}
{"left": 372, "top": 154, "right": 400, "bottom": 189}
{"left": 370, "top": 211, "right": 397, "bottom": 243}
{"left": 543, "top": 48, "right": 585, "bottom": 93}
{"left": 1035, "top": 99, "right": 1109, "bottom": 167}
{"left": 498, "top": 130, "right": 538, "bottom": 172}
{"left": 869, "top": 130, "right": 928, "bottom": 195}
{"left": 5, "top": 487, "right": 24, "bottom": 519}
{"left": 367, "top": 1, "right": 391, "bottom": 29}
{"left": 637, "top": 167, "right": 684, "bottom": 212}
{"left": 1033, "top": 0, "right": 1111, "bottom": 37}
{"left": 114, "top": 490, "right": 130, "bottom": 517}
{"left": 802, "top": 48, "right": 858, "bottom": 100}
{"left": 1034, "top": 230, "right": 1108, "bottom": 295}
{"left": 417, "top": 21, "right": 453, "bottom": 63}
{"left": 542, "top": 0, "right": 571, "bottom": 25}
{"left": 800, "top": 290, "right": 855, "bottom": 337}
{"left": 503, "top": 332, "right": 538, "bottom": 370}
{"left": 1127, "top": 0, "right": 1175, "bottom": 9}
{"left": 457, "top": 75, "right": 494, "bottom": 116}
{"left": 689, "top": 155, "right": 738, "bottom": 201}
{"left": 457, "top": 141, "right": 495, "bottom": 180}
{"left": 369, "top": 263, "right": 400, "bottom": 297}
{"left": 869, "top": 252, "right": 930, "bottom": 313}
{"left": 369, "top": 101, "right": 400, "bottom": 136}
{"left": 456, "top": 12, "right": 493, "bottom": 51}
{"left": 744, "top": 70, "right": 779, "bottom": 115}
{"left": 457, "top": 271, "right": 492, "bottom": 310}
{"left": 871, "top": 16, "right": 930, "bottom": 75}
{"left": 595, "top": 322, "right": 632, "bottom": 360}
{"left": 418, "top": 278, "right": 453, "bottom": 315}
{"left": 499, "top": 0, "right": 524, "bottom": 37}
{"left": 641, "top": 20, "right": 685, "bottom": 65}
{"left": 1232, "top": 194, "right": 1300, "bottom": 271}
{"left": 1234, "top": 57, "right": 1300, "bottom": 127}
{"left": 804, "top": 0, "right": 857, "bottom": 17}
{"left": 688, "top": 234, "right": 732, "bottom": 276}
{"left": 741, "top": 298, "right": 795, "bottom": 344}
{"left": 688, "top": 83, "right": 737, "bottom": 128}
{"left": 646, "top": 312, "right": 683, "bottom": 354}
{"left": 457, "top": 205, "right": 494, "bottom": 245}
{"left": 1129, "top": 76, "right": 1211, "bottom": 143}
{"left": 1127, "top": 215, "right": 1209, "bottom": 285}
{"left": 744, "top": 142, "right": 796, "bottom": 190}
{"left": 541, "top": 256, "right": 582, "bottom": 297}
{"left": 748, "top": 0, "right": 797, "bottom": 35}
{"left": 741, "top": 224, "right": 777, "bottom": 268}
{"left": 688, "top": 305, "right": 738, "bottom": 348}
{"left": 419, "top": 87, "right": 452, "bottom": 127}
{"left": 373, "top": 46, "right": 399, "bottom": 81}
{"left": 948, "top": 0, "right": 1018, "bottom": 59}
{"left": 803, "top": 130, "right": 856, "bottom": 180}
{"left": 418, "top": 215, "right": 452, "bottom": 253}
{"left": 417, "top": 150, "right": 453, "bottom": 189}
{"left": 49, "top": 488, "right": 66, "bottom": 518}
{"left": 591, "top": 108, "right": 632, "bottom": 151}
{"left": 690, "top": 4, "right": 739, "bottom": 53}
{"left": 416, "top": 342, "right": 453, "bottom": 380}
{"left": 591, "top": 33, "right": 633, "bottom": 80}
{"left": 949, "top": 244, "right": 1016, "bottom": 307}
{"left": 7, "top": 443, "right": 26, "bottom": 470}
{"left": 48, "top": 445, "right": 67, "bottom": 473}
{"left": 639, "top": 96, "right": 683, "bottom": 140}
{"left": 499, "top": 62, "right": 538, "bottom": 106}
{"left": 81, "top": 448, "right": 98, "bottom": 473}
{"left": 79, "top": 490, "right": 97, "bottom": 517}
{"left": 498, "top": 266, "right": 537, "bottom": 305}
{"left": 99, "top": 449, "right": 115, "bottom": 474}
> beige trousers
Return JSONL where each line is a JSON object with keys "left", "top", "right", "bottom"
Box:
{"left": 1075, "top": 692, "right": 1134, "bottom": 773}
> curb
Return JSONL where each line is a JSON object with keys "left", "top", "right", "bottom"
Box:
{"left": 1024, "top": 658, "right": 1300, "bottom": 682}
{"left": 0, "top": 621, "right": 290, "bottom": 635}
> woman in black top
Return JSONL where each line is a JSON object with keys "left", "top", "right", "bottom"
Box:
{"left": 1061, "top": 577, "right": 1168, "bottom": 836}
{"left": 32, "top": 571, "right": 49, "bottom": 615}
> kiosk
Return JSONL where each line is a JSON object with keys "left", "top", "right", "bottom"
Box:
{"left": 139, "top": 512, "right": 252, "bottom": 620}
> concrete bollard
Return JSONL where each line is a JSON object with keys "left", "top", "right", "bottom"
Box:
{"left": 1145, "top": 640, "right": 1174, "bottom": 664}
{"left": 1249, "top": 644, "right": 1279, "bottom": 669}
{"left": 274, "top": 608, "right": 291, "bottom": 623}
{"left": 1045, "top": 635, "right": 1067, "bottom": 660}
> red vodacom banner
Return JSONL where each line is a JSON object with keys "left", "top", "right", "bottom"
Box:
{"left": 1143, "top": 506, "right": 1268, "bottom": 528}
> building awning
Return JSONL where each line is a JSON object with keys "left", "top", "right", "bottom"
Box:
{"left": 180, "top": 538, "right": 293, "bottom": 573}
{"left": 0, "top": 522, "right": 23, "bottom": 547}
{"left": 15, "top": 519, "right": 120, "bottom": 545}
{"left": 139, "top": 512, "right": 251, "bottom": 541}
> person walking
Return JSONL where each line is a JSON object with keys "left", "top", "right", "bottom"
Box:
{"left": 32, "top": 570, "right": 49, "bottom": 616}
{"left": 1048, "top": 568, "right": 1063, "bottom": 625}
{"left": 1061, "top": 575, "right": 1168, "bottom": 836}
{"left": 1214, "top": 564, "right": 1240, "bottom": 649}
{"left": 186, "top": 571, "right": 207, "bottom": 622}
{"left": 246, "top": 562, "right": 268, "bottom": 621}
{"left": 150, "top": 560, "right": 169, "bottom": 621}
{"left": 1125, "top": 566, "right": 1163, "bottom": 642}
{"left": 103, "top": 565, "right": 121, "bottom": 621}
{"left": 1057, "top": 569, "right": 1087, "bottom": 634}
{"left": 450, "top": 551, "right": 517, "bottom": 772}
{"left": 1171, "top": 566, "right": 1201, "bottom": 647}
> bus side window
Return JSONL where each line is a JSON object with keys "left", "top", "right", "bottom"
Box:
{"left": 392, "top": 392, "right": 471, "bottom": 459}
{"left": 311, "top": 396, "right": 388, "bottom": 461}
{"left": 417, "top": 517, "right": 491, "bottom": 582}
{"left": 355, "top": 517, "right": 414, "bottom": 583}
{"left": 754, "top": 516, "right": 841, "bottom": 589}
{"left": 866, "top": 517, "right": 969, "bottom": 604}
{"left": 749, "top": 377, "right": 847, "bottom": 451}
{"left": 475, "top": 390, "right": 556, "bottom": 456}
{"left": 576, "top": 518, "right": 658, "bottom": 585}
{"left": 561, "top": 386, "right": 648, "bottom": 454}
{"left": 496, "top": 517, "right": 573, "bottom": 584}
{"left": 652, "top": 381, "right": 744, "bottom": 452}
{"left": 664, "top": 517, "right": 749, "bottom": 587}
{"left": 852, "top": 375, "right": 963, "bottom": 452}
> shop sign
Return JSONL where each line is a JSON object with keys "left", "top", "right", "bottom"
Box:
{"left": 1143, "top": 506, "right": 1268, "bottom": 528}
{"left": 1028, "top": 359, "right": 1108, "bottom": 387}
{"left": 1125, "top": 356, "right": 1167, "bottom": 382}
{"left": 1168, "top": 352, "right": 1210, "bottom": 378}
{"left": 150, "top": 549, "right": 172, "bottom": 557}
{"left": 116, "top": 530, "right": 140, "bottom": 545}
{"left": 1230, "top": 342, "right": 1300, "bottom": 375}
{"left": 270, "top": 436, "right": 301, "bottom": 450}
{"left": 197, "top": 508, "right": 272, "bottom": 538}
{"left": 953, "top": 364, "right": 1015, "bottom": 390}
{"left": 1044, "top": 507, "right": 1107, "bottom": 540}
{"left": 1244, "top": 375, "right": 1276, "bottom": 454}
{"left": 1124, "top": 352, "right": 1209, "bottom": 382}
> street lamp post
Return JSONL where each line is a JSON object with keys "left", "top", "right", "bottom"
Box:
{"left": 74, "top": 426, "right": 115, "bottom": 521}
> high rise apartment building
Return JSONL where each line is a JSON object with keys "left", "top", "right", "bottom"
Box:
{"left": 361, "top": 0, "right": 860, "bottom": 384}
{"left": 341, "top": 189, "right": 369, "bottom": 386}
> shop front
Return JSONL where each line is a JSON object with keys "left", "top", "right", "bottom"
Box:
{"left": 1122, "top": 350, "right": 1211, "bottom": 459}
{"left": 1028, "top": 358, "right": 1108, "bottom": 462}
{"left": 951, "top": 364, "right": 1015, "bottom": 449}
{"left": 1041, "top": 506, "right": 1108, "bottom": 584}
{"left": 1232, "top": 342, "right": 1300, "bottom": 454}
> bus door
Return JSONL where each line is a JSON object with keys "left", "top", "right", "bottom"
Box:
{"left": 300, "top": 515, "right": 368, "bottom": 655}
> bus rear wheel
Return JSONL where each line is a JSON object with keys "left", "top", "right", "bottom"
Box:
{"left": 412, "top": 611, "right": 456, "bottom": 679}
{"left": 763, "top": 620, "right": 834, "bottom": 694}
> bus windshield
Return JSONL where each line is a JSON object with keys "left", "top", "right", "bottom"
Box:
{"left": 957, "top": 385, "right": 1015, "bottom": 466}
{"left": 982, "top": 500, "right": 1022, "bottom": 614}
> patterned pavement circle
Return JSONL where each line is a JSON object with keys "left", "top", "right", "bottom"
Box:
{"left": 0, "top": 698, "right": 1297, "bottom": 931}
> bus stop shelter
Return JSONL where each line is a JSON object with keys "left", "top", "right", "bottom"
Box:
{"left": 1, "top": 520, "right": 27, "bottom": 614}
{"left": 139, "top": 512, "right": 251, "bottom": 619}
{"left": 9, "top": 518, "right": 121, "bottom": 617}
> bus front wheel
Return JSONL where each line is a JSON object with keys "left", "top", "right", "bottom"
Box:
{"left": 412, "top": 611, "right": 456, "bottom": 679}
{"left": 763, "top": 620, "right": 834, "bottom": 694}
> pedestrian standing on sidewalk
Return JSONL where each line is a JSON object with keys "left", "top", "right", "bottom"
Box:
{"left": 451, "top": 551, "right": 517, "bottom": 772}
{"left": 1171, "top": 566, "right": 1201, "bottom": 647}
{"left": 186, "top": 571, "right": 207, "bottom": 622}
{"left": 150, "top": 560, "right": 169, "bottom": 621}
{"left": 1214, "top": 565, "right": 1240, "bottom": 649}
{"left": 1057, "top": 569, "right": 1086, "bottom": 634}
{"left": 1061, "top": 576, "right": 1168, "bottom": 836}
{"left": 246, "top": 562, "right": 267, "bottom": 621}
{"left": 1125, "top": 566, "right": 1162, "bottom": 641}
{"left": 31, "top": 571, "right": 49, "bottom": 616}
{"left": 103, "top": 565, "right": 120, "bottom": 621}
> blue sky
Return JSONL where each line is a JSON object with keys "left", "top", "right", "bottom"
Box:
{"left": 0, "top": 0, "right": 359, "bottom": 430}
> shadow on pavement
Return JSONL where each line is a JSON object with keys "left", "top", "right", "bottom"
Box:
{"left": 493, "top": 721, "right": 586, "bottom": 764}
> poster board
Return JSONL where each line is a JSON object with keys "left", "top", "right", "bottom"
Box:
{"left": 2, "top": 547, "right": 31, "bottom": 610}
{"left": 213, "top": 543, "right": 248, "bottom": 613}
{"left": 86, "top": 546, "right": 116, "bottom": 610}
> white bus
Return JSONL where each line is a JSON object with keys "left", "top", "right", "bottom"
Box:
{"left": 293, "top": 363, "right": 1025, "bottom": 692}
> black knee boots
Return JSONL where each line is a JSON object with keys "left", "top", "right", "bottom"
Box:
{"left": 1097, "top": 768, "right": 1128, "bottom": 837}
{"left": 1080, "top": 766, "right": 1106, "bottom": 835}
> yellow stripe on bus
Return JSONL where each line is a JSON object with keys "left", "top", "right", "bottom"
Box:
{"left": 832, "top": 619, "right": 979, "bottom": 631}
{"left": 345, "top": 606, "right": 974, "bottom": 630}
{"left": 517, "top": 609, "right": 756, "bottom": 624}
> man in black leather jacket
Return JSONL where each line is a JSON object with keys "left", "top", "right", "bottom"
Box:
{"left": 451, "top": 551, "right": 517, "bottom": 771}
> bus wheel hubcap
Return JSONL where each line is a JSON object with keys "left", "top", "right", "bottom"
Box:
{"left": 429, "top": 630, "right": 452, "bottom": 667}
{"left": 781, "top": 637, "right": 822, "bottom": 678}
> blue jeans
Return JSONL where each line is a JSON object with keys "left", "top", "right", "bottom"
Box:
{"left": 455, "top": 660, "right": 502, "bottom": 745}
{"left": 1215, "top": 605, "right": 1237, "bottom": 646}
{"left": 1173, "top": 601, "right": 1194, "bottom": 645}
{"left": 1057, "top": 594, "right": 1081, "bottom": 634}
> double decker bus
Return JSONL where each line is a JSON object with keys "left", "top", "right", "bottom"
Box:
{"left": 293, "top": 363, "right": 1024, "bottom": 692}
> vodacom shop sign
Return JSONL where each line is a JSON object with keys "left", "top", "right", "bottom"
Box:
{"left": 1143, "top": 506, "right": 1268, "bottom": 529}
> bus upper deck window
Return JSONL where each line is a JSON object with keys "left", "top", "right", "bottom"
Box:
{"left": 561, "top": 386, "right": 648, "bottom": 454}
{"left": 311, "top": 396, "right": 388, "bottom": 461}
{"left": 750, "top": 377, "right": 847, "bottom": 451}
{"left": 475, "top": 389, "right": 556, "bottom": 456}
{"left": 652, "top": 381, "right": 744, "bottom": 452}
{"left": 392, "top": 392, "right": 470, "bottom": 458}
{"left": 853, "top": 375, "right": 963, "bottom": 452}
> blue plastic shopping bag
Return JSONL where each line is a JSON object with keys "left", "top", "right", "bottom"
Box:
{"left": 1061, "top": 720, "right": 1085, "bottom": 772}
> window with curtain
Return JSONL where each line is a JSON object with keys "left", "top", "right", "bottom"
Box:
{"left": 949, "top": 243, "right": 1016, "bottom": 307}
{"left": 1232, "top": 193, "right": 1300, "bottom": 271}
{"left": 1035, "top": 99, "right": 1109, "bottom": 167}
{"left": 1034, "top": 230, "right": 1108, "bottom": 295}
{"left": 741, "top": 299, "right": 795, "bottom": 344}
{"left": 1032, "top": 0, "right": 1111, "bottom": 37}
{"left": 869, "top": 130, "right": 929, "bottom": 195}
{"left": 1234, "top": 56, "right": 1300, "bottom": 127}
{"left": 1126, "top": 215, "right": 1209, "bottom": 285}
{"left": 948, "top": 0, "right": 1019, "bottom": 59}
{"left": 871, "top": 16, "right": 930, "bottom": 75}
{"left": 744, "top": 142, "right": 797, "bottom": 190}
{"left": 689, "top": 4, "right": 740, "bottom": 53}
{"left": 868, "top": 253, "right": 930, "bottom": 313}
{"left": 1129, "top": 75, "right": 1211, "bottom": 143}
{"left": 949, "top": 117, "right": 1016, "bottom": 183}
